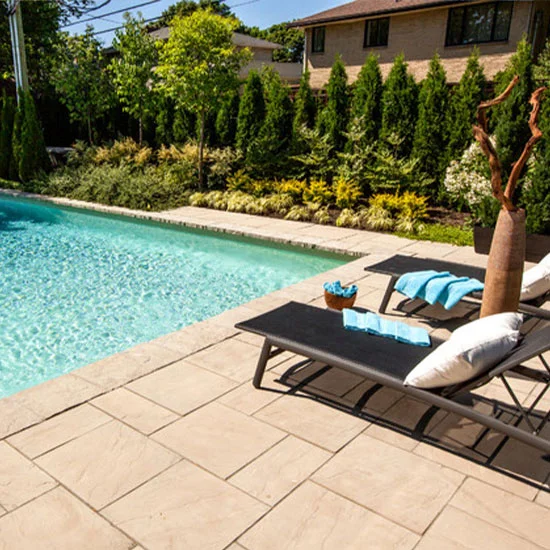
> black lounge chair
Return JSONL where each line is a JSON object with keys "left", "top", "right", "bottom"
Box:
{"left": 364, "top": 254, "right": 550, "bottom": 320}
{"left": 236, "top": 301, "right": 550, "bottom": 453}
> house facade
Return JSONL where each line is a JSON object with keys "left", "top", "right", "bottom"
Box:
{"left": 149, "top": 28, "right": 302, "bottom": 84}
{"left": 291, "top": 0, "right": 550, "bottom": 87}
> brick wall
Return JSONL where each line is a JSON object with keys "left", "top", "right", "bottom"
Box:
{"left": 305, "top": 1, "right": 534, "bottom": 87}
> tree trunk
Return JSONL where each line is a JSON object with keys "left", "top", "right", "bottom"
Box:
{"left": 198, "top": 112, "right": 205, "bottom": 190}
{"left": 138, "top": 116, "right": 143, "bottom": 146}
{"left": 480, "top": 208, "right": 526, "bottom": 318}
{"left": 87, "top": 114, "right": 93, "bottom": 145}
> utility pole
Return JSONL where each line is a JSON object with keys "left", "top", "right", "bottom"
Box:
{"left": 7, "top": 0, "right": 29, "bottom": 102}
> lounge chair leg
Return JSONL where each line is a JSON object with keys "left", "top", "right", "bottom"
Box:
{"left": 379, "top": 275, "right": 398, "bottom": 314}
{"left": 253, "top": 339, "right": 272, "bottom": 389}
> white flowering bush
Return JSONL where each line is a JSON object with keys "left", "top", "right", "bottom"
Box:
{"left": 444, "top": 141, "right": 493, "bottom": 211}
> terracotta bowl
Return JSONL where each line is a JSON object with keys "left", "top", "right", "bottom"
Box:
{"left": 324, "top": 289, "right": 357, "bottom": 311}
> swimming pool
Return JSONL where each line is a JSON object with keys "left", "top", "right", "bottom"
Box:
{"left": 0, "top": 195, "right": 346, "bottom": 398}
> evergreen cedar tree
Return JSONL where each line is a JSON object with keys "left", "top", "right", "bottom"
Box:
{"left": 446, "top": 48, "right": 486, "bottom": 163}
{"left": 0, "top": 92, "right": 15, "bottom": 179}
{"left": 216, "top": 89, "right": 240, "bottom": 147}
{"left": 350, "top": 54, "right": 383, "bottom": 147}
{"left": 412, "top": 53, "right": 449, "bottom": 190}
{"left": 380, "top": 53, "right": 418, "bottom": 158}
{"left": 293, "top": 69, "right": 316, "bottom": 134}
{"left": 317, "top": 55, "right": 349, "bottom": 152}
{"left": 236, "top": 70, "right": 266, "bottom": 155}
{"left": 493, "top": 38, "right": 534, "bottom": 177}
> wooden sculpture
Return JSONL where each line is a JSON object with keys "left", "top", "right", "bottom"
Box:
{"left": 472, "top": 77, "right": 546, "bottom": 317}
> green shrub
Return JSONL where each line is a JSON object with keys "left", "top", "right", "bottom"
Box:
{"left": 226, "top": 190, "right": 257, "bottom": 213}
{"left": 276, "top": 178, "right": 307, "bottom": 200}
{"left": 226, "top": 169, "right": 255, "bottom": 193}
{"left": 207, "top": 147, "right": 242, "bottom": 188}
{"left": 313, "top": 206, "right": 332, "bottom": 225}
{"left": 335, "top": 208, "right": 362, "bottom": 228}
{"left": 236, "top": 71, "right": 265, "bottom": 156}
{"left": 293, "top": 69, "right": 316, "bottom": 135}
{"left": 365, "top": 192, "right": 427, "bottom": 233}
{"left": 189, "top": 191, "right": 208, "bottom": 206}
{"left": 303, "top": 179, "right": 333, "bottom": 204}
{"left": 0, "top": 93, "right": 15, "bottom": 179}
{"left": 216, "top": 89, "right": 240, "bottom": 147}
{"left": 284, "top": 205, "right": 312, "bottom": 221}
{"left": 334, "top": 177, "right": 362, "bottom": 209}
{"left": 260, "top": 193, "right": 294, "bottom": 215}
{"left": 363, "top": 205, "right": 394, "bottom": 231}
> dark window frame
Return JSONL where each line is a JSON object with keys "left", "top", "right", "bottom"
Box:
{"left": 363, "top": 17, "right": 390, "bottom": 48}
{"left": 445, "top": 1, "right": 514, "bottom": 47}
{"left": 311, "top": 26, "right": 326, "bottom": 54}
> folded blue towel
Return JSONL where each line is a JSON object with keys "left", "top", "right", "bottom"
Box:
{"left": 343, "top": 309, "right": 431, "bottom": 347}
{"left": 324, "top": 280, "right": 358, "bottom": 298}
{"left": 395, "top": 270, "right": 484, "bottom": 310}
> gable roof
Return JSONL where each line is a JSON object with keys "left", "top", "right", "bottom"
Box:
{"left": 289, "top": 0, "right": 479, "bottom": 28}
{"left": 149, "top": 27, "right": 282, "bottom": 50}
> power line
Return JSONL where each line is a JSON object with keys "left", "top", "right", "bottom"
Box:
{"left": 92, "top": 14, "right": 162, "bottom": 36}
{"left": 61, "top": 0, "right": 161, "bottom": 28}
{"left": 228, "top": 0, "right": 260, "bottom": 9}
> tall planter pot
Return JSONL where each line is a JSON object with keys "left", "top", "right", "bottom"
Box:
{"left": 480, "top": 208, "right": 526, "bottom": 318}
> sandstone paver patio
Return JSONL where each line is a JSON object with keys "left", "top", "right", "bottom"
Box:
{"left": 0, "top": 201, "right": 548, "bottom": 549}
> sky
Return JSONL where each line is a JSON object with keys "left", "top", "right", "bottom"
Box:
{"left": 65, "top": 0, "right": 343, "bottom": 44}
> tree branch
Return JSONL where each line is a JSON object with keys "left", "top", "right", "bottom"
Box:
{"left": 504, "top": 86, "right": 547, "bottom": 200}
{"left": 476, "top": 74, "right": 520, "bottom": 132}
{"left": 472, "top": 123, "right": 515, "bottom": 211}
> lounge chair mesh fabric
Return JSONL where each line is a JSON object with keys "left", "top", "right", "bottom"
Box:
{"left": 236, "top": 302, "right": 550, "bottom": 453}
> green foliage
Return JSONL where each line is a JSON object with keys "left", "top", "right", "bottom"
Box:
{"left": 151, "top": 0, "right": 233, "bottom": 29}
{"left": 252, "top": 69, "right": 294, "bottom": 169}
{"left": 313, "top": 206, "right": 331, "bottom": 225}
{"left": 93, "top": 138, "right": 153, "bottom": 167}
{"left": 349, "top": 54, "right": 383, "bottom": 147}
{"left": 317, "top": 56, "right": 349, "bottom": 152}
{"left": 397, "top": 223, "right": 474, "bottom": 246}
{"left": 412, "top": 54, "right": 449, "bottom": 189}
{"left": 236, "top": 71, "right": 265, "bottom": 156}
{"left": 215, "top": 89, "right": 240, "bottom": 146}
{"left": 9, "top": 96, "right": 23, "bottom": 182}
{"left": 523, "top": 100, "right": 550, "bottom": 234}
{"left": 18, "top": 91, "right": 50, "bottom": 182}
{"left": 446, "top": 48, "right": 486, "bottom": 162}
{"left": 336, "top": 208, "right": 363, "bottom": 228}
{"left": 276, "top": 178, "right": 307, "bottom": 200}
{"left": 303, "top": 179, "right": 334, "bottom": 205}
{"left": 364, "top": 137, "right": 433, "bottom": 194}
{"left": 493, "top": 38, "right": 534, "bottom": 176}
{"left": 43, "top": 162, "right": 193, "bottom": 211}
{"left": 292, "top": 126, "right": 336, "bottom": 181}
{"left": 0, "top": 92, "right": 15, "bottom": 179}
{"left": 260, "top": 23, "right": 304, "bottom": 63}
{"left": 109, "top": 13, "right": 158, "bottom": 144}
{"left": 364, "top": 192, "right": 427, "bottom": 233}
{"left": 261, "top": 193, "right": 294, "bottom": 215}
{"left": 284, "top": 205, "right": 313, "bottom": 221}
{"left": 334, "top": 177, "right": 362, "bottom": 209}
{"left": 380, "top": 54, "right": 418, "bottom": 157}
{"left": 156, "top": 9, "right": 251, "bottom": 188}
{"left": 52, "top": 27, "right": 113, "bottom": 143}
{"left": 293, "top": 69, "right": 316, "bottom": 135}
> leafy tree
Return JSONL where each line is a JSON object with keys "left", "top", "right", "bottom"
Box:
{"left": 293, "top": 69, "right": 316, "bottom": 134}
{"left": 261, "top": 23, "right": 304, "bottom": 63}
{"left": 380, "top": 53, "right": 418, "bottom": 158}
{"left": 109, "top": 13, "right": 157, "bottom": 144}
{"left": 252, "top": 68, "right": 293, "bottom": 169}
{"left": 236, "top": 70, "right": 265, "bottom": 156}
{"left": 0, "top": 0, "right": 93, "bottom": 91}
{"left": 349, "top": 53, "right": 383, "bottom": 147}
{"left": 493, "top": 38, "right": 534, "bottom": 175}
{"left": 317, "top": 56, "right": 349, "bottom": 152}
{"left": 412, "top": 53, "right": 449, "bottom": 188}
{"left": 446, "top": 47, "right": 486, "bottom": 162}
{"left": 17, "top": 90, "right": 50, "bottom": 182}
{"left": 0, "top": 92, "right": 15, "bottom": 179}
{"left": 156, "top": 9, "right": 251, "bottom": 188}
{"left": 52, "top": 27, "right": 113, "bottom": 143}
{"left": 8, "top": 95, "right": 22, "bottom": 181}
{"left": 216, "top": 88, "right": 240, "bottom": 146}
{"left": 149, "top": 0, "right": 232, "bottom": 29}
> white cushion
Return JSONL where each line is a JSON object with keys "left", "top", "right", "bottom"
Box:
{"left": 404, "top": 313, "right": 523, "bottom": 389}
{"left": 520, "top": 252, "right": 550, "bottom": 301}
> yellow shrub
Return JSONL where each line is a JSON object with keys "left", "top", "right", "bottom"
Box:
{"left": 276, "top": 179, "right": 307, "bottom": 200}
{"left": 334, "top": 177, "right": 363, "bottom": 209}
{"left": 303, "top": 180, "right": 333, "bottom": 205}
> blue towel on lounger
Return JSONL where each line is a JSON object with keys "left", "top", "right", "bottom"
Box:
{"left": 395, "top": 270, "right": 484, "bottom": 310}
{"left": 343, "top": 309, "right": 431, "bottom": 347}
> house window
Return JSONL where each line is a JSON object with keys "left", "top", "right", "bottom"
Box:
{"left": 446, "top": 1, "right": 513, "bottom": 46}
{"left": 364, "top": 17, "right": 390, "bottom": 48}
{"left": 312, "top": 26, "right": 325, "bottom": 53}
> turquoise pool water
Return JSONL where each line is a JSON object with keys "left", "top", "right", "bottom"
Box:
{"left": 0, "top": 195, "right": 346, "bottom": 398}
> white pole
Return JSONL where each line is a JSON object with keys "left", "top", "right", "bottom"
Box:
{"left": 7, "top": 0, "right": 29, "bottom": 102}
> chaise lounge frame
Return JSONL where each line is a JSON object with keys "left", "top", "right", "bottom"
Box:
{"left": 236, "top": 301, "right": 550, "bottom": 454}
{"left": 364, "top": 255, "right": 550, "bottom": 320}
